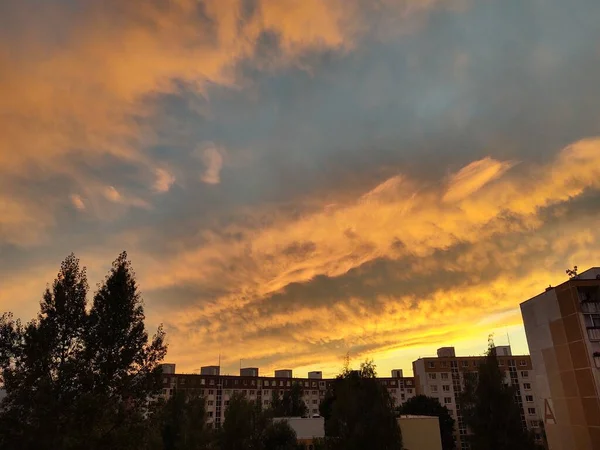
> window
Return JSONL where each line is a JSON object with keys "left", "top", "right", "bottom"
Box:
{"left": 304, "top": 382, "right": 309, "bottom": 387}
{"left": 163, "top": 377, "right": 169, "bottom": 384}
{"left": 264, "top": 400, "right": 269, "bottom": 405}
{"left": 524, "top": 383, "right": 532, "bottom": 390}
{"left": 264, "top": 381, "right": 270, "bottom": 387}
{"left": 442, "top": 385, "right": 450, "bottom": 392}
{"left": 319, "top": 381, "right": 325, "bottom": 388}
{"left": 208, "top": 390, "right": 214, "bottom": 395}
{"left": 528, "top": 408, "right": 536, "bottom": 415}
{"left": 461, "top": 361, "right": 468, "bottom": 368}
{"left": 224, "top": 390, "right": 231, "bottom": 395}
{"left": 526, "top": 395, "right": 534, "bottom": 402}
{"left": 428, "top": 373, "right": 437, "bottom": 380}
{"left": 407, "top": 389, "right": 413, "bottom": 394}
{"left": 521, "top": 371, "right": 529, "bottom": 378}
{"left": 286, "top": 381, "right": 291, "bottom": 387}
{"left": 201, "top": 378, "right": 206, "bottom": 385}
{"left": 209, "top": 379, "right": 214, "bottom": 385}
{"left": 312, "top": 409, "right": 318, "bottom": 414}
{"left": 444, "top": 397, "right": 452, "bottom": 404}
{"left": 427, "top": 362, "right": 436, "bottom": 369}
{"left": 224, "top": 400, "right": 229, "bottom": 406}
{"left": 208, "top": 412, "right": 213, "bottom": 418}
{"left": 431, "top": 385, "right": 438, "bottom": 393}
{"left": 312, "top": 400, "right": 318, "bottom": 404}
{"left": 312, "top": 390, "right": 317, "bottom": 395}
{"left": 441, "top": 361, "right": 448, "bottom": 368}
{"left": 208, "top": 400, "right": 214, "bottom": 406}
{"left": 263, "top": 390, "right": 269, "bottom": 395}
{"left": 406, "top": 380, "right": 413, "bottom": 386}
{"left": 249, "top": 390, "right": 255, "bottom": 396}
{"left": 441, "top": 373, "right": 449, "bottom": 380}
{"left": 520, "top": 360, "right": 527, "bottom": 367}
{"left": 498, "top": 360, "right": 504, "bottom": 366}
{"left": 401, "top": 393, "right": 405, "bottom": 400}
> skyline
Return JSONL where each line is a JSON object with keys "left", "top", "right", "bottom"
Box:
{"left": 2, "top": 0, "right": 600, "bottom": 379}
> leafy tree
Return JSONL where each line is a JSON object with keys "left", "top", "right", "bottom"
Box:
{"left": 271, "top": 382, "right": 308, "bottom": 417}
{"left": 158, "top": 390, "right": 212, "bottom": 450}
{"left": 0, "top": 252, "right": 167, "bottom": 450}
{"left": 262, "top": 420, "right": 299, "bottom": 450}
{"left": 86, "top": 251, "right": 167, "bottom": 403}
{"left": 459, "top": 343, "right": 536, "bottom": 450}
{"left": 0, "top": 254, "right": 88, "bottom": 450}
{"left": 220, "top": 392, "right": 262, "bottom": 450}
{"left": 398, "top": 395, "right": 455, "bottom": 450}
{"left": 319, "top": 360, "right": 402, "bottom": 450}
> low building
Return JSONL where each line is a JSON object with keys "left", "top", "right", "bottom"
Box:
{"left": 398, "top": 415, "right": 442, "bottom": 450}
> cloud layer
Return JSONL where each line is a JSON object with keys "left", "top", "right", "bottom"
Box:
{"left": 2, "top": 0, "right": 600, "bottom": 376}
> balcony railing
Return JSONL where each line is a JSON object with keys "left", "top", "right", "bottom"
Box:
{"left": 582, "top": 302, "right": 600, "bottom": 314}
{"left": 587, "top": 327, "right": 600, "bottom": 342}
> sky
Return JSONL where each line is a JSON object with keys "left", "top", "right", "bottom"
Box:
{"left": 1, "top": 0, "right": 600, "bottom": 378}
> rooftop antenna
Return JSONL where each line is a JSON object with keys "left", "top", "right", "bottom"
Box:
{"left": 506, "top": 330, "right": 511, "bottom": 347}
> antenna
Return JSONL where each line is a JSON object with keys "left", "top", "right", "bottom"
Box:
{"left": 507, "top": 331, "right": 511, "bottom": 347}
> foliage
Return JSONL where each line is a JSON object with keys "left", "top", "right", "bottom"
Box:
{"left": 0, "top": 252, "right": 167, "bottom": 450}
{"left": 319, "top": 359, "right": 402, "bottom": 450}
{"left": 397, "top": 395, "right": 456, "bottom": 450}
{"left": 271, "top": 382, "right": 308, "bottom": 418}
{"left": 158, "top": 390, "right": 213, "bottom": 450}
{"left": 219, "top": 393, "right": 298, "bottom": 450}
{"left": 459, "top": 343, "right": 537, "bottom": 450}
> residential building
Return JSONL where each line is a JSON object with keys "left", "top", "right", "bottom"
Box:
{"left": 159, "top": 365, "right": 416, "bottom": 428}
{"left": 413, "top": 346, "right": 543, "bottom": 450}
{"left": 520, "top": 267, "right": 600, "bottom": 449}
{"left": 398, "top": 415, "right": 443, "bottom": 450}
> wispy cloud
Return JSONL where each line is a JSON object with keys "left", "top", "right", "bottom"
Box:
{"left": 198, "top": 144, "right": 224, "bottom": 185}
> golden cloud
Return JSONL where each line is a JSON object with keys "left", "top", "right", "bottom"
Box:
{"left": 140, "top": 139, "right": 600, "bottom": 373}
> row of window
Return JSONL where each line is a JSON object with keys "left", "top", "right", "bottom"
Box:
{"left": 164, "top": 377, "right": 329, "bottom": 389}
{"left": 427, "top": 371, "right": 529, "bottom": 382}
{"left": 427, "top": 359, "right": 528, "bottom": 369}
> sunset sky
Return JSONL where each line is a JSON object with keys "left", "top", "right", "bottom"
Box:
{"left": 2, "top": 0, "right": 600, "bottom": 378}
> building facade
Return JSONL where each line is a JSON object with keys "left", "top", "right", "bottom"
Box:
{"left": 520, "top": 267, "right": 600, "bottom": 449}
{"left": 413, "top": 346, "right": 543, "bottom": 450}
{"left": 159, "top": 366, "right": 416, "bottom": 428}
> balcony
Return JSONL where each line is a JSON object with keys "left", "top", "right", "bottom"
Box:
{"left": 587, "top": 327, "right": 600, "bottom": 342}
{"left": 594, "top": 353, "right": 600, "bottom": 369}
{"left": 582, "top": 302, "right": 600, "bottom": 314}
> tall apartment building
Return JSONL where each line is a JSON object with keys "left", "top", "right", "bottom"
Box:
{"left": 520, "top": 267, "right": 600, "bottom": 449}
{"left": 159, "top": 366, "right": 417, "bottom": 428}
{"left": 413, "top": 346, "right": 543, "bottom": 450}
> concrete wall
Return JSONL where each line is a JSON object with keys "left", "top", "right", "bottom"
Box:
{"left": 398, "top": 415, "right": 442, "bottom": 450}
{"left": 521, "top": 280, "right": 600, "bottom": 449}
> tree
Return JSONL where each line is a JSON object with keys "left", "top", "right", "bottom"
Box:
{"left": 220, "top": 392, "right": 262, "bottom": 450}
{"left": 271, "top": 382, "right": 308, "bottom": 417}
{"left": 262, "top": 420, "right": 298, "bottom": 450}
{"left": 86, "top": 251, "right": 167, "bottom": 403}
{"left": 158, "top": 390, "right": 212, "bottom": 450}
{"left": 0, "top": 254, "right": 89, "bottom": 450}
{"left": 459, "top": 342, "right": 536, "bottom": 450}
{"left": 319, "top": 360, "right": 402, "bottom": 450}
{"left": 0, "top": 252, "right": 168, "bottom": 450}
{"left": 398, "top": 395, "right": 455, "bottom": 450}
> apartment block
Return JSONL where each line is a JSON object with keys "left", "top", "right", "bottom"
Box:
{"left": 159, "top": 366, "right": 416, "bottom": 428}
{"left": 413, "top": 346, "right": 543, "bottom": 450}
{"left": 520, "top": 267, "right": 600, "bottom": 449}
